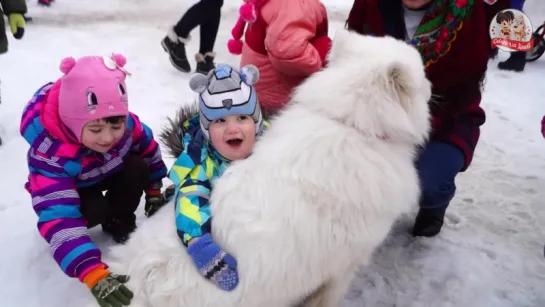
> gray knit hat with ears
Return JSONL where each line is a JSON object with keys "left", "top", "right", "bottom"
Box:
{"left": 189, "top": 63, "right": 263, "bottom": 141}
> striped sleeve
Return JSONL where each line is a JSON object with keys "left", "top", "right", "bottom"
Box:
{"left": 127, "top": 113, "right": 168, "bottom": 190}
{"left": 27, "top": 148, "right": 106, "bottom": 281}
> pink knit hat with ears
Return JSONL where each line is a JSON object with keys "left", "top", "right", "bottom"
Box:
{"left": 227, "top": 0, "right": 268, "bottom": 55}
{"left": 57, "top": 53, "right": 131, "bottom": 142}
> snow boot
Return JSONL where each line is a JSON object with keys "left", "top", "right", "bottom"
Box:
{"left": 102, "top": 215, "right": 137, "bottom": 244}
{"left": 195, "top": 52, "right": 216, "bottom": 74}
{"left": 38, "top": 0, "right": 51, "bottom": 6}
{"left": 161, "top": 28, "right": 191, "bottom": 73}
{"left": 498, "top": 51, "right": 526, "bottom": 72}
{"left": 412, "top": 206, "right": 447, "bottom": 237}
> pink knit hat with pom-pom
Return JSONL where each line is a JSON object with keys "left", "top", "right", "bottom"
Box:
{"left": 58, "top": 53, "right": 131, "bottom": 141}
{"left": 227, "top": 0, "right": 268, "bottom": 55}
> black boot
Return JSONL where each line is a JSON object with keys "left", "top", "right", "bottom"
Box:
{"left": 102, "top": 215, "right": 137, "bottom": 244}
{"left": 412, "top": 206, "right": 447, "bottom": 237}
{"left": 195, "top": 52, "right": 216, "bottom": 74}
{"left": 161, "top": 28, "right": 191, "bottom": 73}
{"left": 498, "top": 51, "right": 526, "bottom": 72}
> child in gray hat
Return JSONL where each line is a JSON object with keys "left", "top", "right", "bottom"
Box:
{"left": 153, "top": 63, "right": 265, "bottom": 291}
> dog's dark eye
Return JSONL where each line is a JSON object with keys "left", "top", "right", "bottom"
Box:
{"left": 87, "top": 92, "right": 98, "bottom": 106}
{"left": 118, "top": 83, "right": 126, "bottom": 96}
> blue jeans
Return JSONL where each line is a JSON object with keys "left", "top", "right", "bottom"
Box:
{"left": 416, "top": 141, "right": 465, "bottom": 209}
{"left": 511, "top": 0, "right": 525, "bottom": 11}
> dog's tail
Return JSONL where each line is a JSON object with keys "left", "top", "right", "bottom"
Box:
{"left": 159, "top": 104, "right": 199, "bottom": 158}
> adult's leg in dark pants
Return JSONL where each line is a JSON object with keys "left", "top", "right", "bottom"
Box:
{"left": 173, "top": 0, "right": 223, "bottom": 40}
{"left": 412, "top": 141, "right": 465, "bottom": 237}
{"left": 102, "top": 154, "right": 150, "bottom": 243}
{"left": 164, "top": 0, "right": 223, "bottom": 73}
{"left": 198, "top": 0, "right": 222, "bottom": 54}
{"left": 195, "top": 0, "right": 223, "bottom": 73}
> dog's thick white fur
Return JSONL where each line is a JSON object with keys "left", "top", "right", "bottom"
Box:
{"left": 104, "top": 29, "right": 432, "bottom": 307}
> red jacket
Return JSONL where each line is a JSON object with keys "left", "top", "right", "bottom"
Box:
{"left": 234, "top": 0, "right": 331, "bottom": 116}
{"left": 346, "top": 0, "right": 509, "bottom": 171}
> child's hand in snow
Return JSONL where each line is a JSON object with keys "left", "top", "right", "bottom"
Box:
{"left": 144, "top": 185, "right": 175, "bottom": 217}
{"left": 90, "top": 273, "right": 134, "bottom": 307}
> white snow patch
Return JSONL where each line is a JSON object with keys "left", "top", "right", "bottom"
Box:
{"left": 1, "top": 0, "right": 545, "bottom": 306}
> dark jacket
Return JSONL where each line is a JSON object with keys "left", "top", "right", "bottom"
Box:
{"left": 1, "top": 0, "right": 27, "bottom": 54}
{"left": 346, "top": 0, "right": 510, "bottom": 171}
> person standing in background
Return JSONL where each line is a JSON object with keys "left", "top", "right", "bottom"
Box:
{"left": 346, "top": 0, "right": 510, "bottom": 237}
{"left": 497, "top": 0, "right": 527, "bottom": 72}
{"left": 1, "top": 0, "right": 27, "bottom": 146}
{"left": 161, "top": 0, "right": 223, "bottom": 74}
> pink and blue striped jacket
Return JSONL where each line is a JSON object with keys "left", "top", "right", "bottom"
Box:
{"left": 20, "top": 82, "right": 167, "bottom": 282}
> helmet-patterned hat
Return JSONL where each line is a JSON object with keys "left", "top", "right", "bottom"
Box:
{"left": 189, "top": 63, "right": 263, "bottom": 141}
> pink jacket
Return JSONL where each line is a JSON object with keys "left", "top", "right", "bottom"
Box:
{"left": 228, "top": 0, "right": 331, "bottom": 116}
{"left": 541, "top": 115, "right": 545, "bottom": 139}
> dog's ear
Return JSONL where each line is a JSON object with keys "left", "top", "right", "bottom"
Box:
{"left": 372, "top": 60, "right": 426, "bottom": 144}
{"left": 386, "top": 61, "right": 415, "bottom": 112}
{"left": 328, "top": 29, "right": 354, "bottom": 65}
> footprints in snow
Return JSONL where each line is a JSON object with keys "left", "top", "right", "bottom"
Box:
{"left": 487, "top": 169, "right": 540, "bottom": 196}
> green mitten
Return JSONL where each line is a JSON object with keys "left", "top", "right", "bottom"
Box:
{"left": 91, "top": 273, "right": 134, "bottom": 307}
{"left": 8, "top": 13, "right": 25, "bottom": 39}
{"left": 144, "top": 185, "right": 175, "bottom": 217}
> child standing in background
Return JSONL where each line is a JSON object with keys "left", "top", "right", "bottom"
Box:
{"left": 1, "top": 0, "right": 27, "bottom": 146}
{"left": 162, "top": 0, "right": 223, "bottom": 74}
{"left": 227, "top": 0, "right": 332, "bottom": 119}
{"left": 20, "top": 54, "right": 168, "bottom": 307}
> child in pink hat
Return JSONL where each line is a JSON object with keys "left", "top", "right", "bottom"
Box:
{"left": 19, "top": 53, "right": 168, "bottom": 307}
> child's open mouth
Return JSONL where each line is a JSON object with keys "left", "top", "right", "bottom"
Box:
{"left": 226, "top": 138, "right": 243, "bottom": 147}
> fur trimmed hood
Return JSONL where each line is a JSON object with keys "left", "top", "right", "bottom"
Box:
{"left": 160, "top": 103, "right": 272, "bottom": 159}
{"left": 159, "top": 104, "right": 199, "bottom": 158}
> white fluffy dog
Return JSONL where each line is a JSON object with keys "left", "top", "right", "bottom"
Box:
{"left": 104, "top": 29, "right": 432, "bottom": 307}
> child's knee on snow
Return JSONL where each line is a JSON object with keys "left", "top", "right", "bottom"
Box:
{"left": 122, "top": 154, "right": 151, "bottom": 187}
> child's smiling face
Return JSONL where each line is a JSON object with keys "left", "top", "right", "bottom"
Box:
{"left": 501, "top": 20, "right": 512, "bottom": 29}
{"left": 209, "top": 115, "right": 256, "bottom": 161}
{"left": 81, "top": 117, "right": 126, "bottom": 153}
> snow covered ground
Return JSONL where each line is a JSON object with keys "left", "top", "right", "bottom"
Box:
{"left": 1, "top": 0, "right": 544, "bottom": 306}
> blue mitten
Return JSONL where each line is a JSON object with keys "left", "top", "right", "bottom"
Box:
{"left": 186, "top": 233, "right": 239, "bottom": 291}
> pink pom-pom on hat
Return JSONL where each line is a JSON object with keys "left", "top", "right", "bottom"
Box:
{"left": 56, "top": 53, "right": 131, "bottom": 142}
{"left": 112, "top": 53, "right": 127, "bottom": 67}
{"left": 60, "top": 57, "right": 76, "bottom": 74}
{"left": 227, "top": 0, "right": 268, "bottom": 55}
